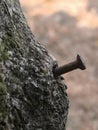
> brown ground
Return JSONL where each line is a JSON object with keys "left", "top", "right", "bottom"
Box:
{"left": 20, "top": 0, "right": 98, "bottom": 130}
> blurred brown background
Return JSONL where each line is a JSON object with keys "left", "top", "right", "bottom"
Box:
{"left": 20, "top": 0, "right": 98, "bottom": 130}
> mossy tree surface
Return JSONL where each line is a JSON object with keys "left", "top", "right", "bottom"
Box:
{"left": 0, "top": 0, "right": 69, "bottom": 130}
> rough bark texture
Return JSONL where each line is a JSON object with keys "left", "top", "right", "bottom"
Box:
{"left": 0, "top": 0, "right": 69, "bottom": 130}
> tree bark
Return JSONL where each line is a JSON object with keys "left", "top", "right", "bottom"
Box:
{"left": 0, "top": 0, "right": 69, "bottom": 130}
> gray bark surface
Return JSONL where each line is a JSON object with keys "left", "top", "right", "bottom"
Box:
{"left": 0, "top": 0, "right": 69, "bottom": 130}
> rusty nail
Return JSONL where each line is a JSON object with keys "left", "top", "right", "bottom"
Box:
{"left": 53, "top": 54, "right": 86, "bottom": 77}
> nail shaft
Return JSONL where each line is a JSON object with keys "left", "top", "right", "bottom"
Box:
{"left": 53, "top": 54, "right": 86, "bottom": 77}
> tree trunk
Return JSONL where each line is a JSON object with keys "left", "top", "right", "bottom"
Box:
{"left": 0, "top": 0, "right": 69, "bottom": 130}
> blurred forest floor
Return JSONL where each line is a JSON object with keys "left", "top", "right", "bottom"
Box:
{"left": 20, "top": 0, "right": 98, "bottom": 130}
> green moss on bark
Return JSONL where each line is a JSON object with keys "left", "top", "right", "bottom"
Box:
{"left": 0, "top": 41, "right": 9, "bottom": 61}
{"left": 2, "top": 33, "right": 17, "bottom": 48}
{"left": 0, "top": 33, "right": 22, "bottom": 61}
{"left": 0, "top": 82, "right": 7, "bottom": 122}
